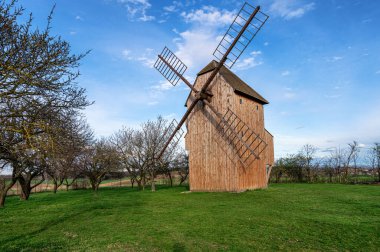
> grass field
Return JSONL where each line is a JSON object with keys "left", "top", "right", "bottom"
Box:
{"left": 0, "top": 184, "right": 379, "bottom": 251}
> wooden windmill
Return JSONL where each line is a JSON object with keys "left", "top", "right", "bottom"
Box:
{"left": 154, "top": 2, "right": 274, "bottom": 192}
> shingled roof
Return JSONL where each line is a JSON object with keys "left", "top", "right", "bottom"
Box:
{"left": 196, "top": 60, "right": 269, "bottom": 105}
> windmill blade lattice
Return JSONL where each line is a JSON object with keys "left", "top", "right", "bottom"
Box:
{"left": 214, "top": 108, "right": 268, "bottom": 168}
{"left": 154, "top": 47, "right": 188, "bottom": 87}
{"left": 158, "top": 119, "right": 184, "bottom": 159}
{"left": 213, "top": 2, "right": 269, "bottom": 69}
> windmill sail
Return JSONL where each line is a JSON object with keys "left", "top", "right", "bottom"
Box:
{"left": 158, "top": 119, "right": 184, "bottom": 159}
{"left": 214, "top": 108, "right": 267, "bottom": 168}
{"left": 213, "top": 2, "right": 269, "bottom": 69}
{"left": 154, "top": 47, "right": 189, "bottom": 87}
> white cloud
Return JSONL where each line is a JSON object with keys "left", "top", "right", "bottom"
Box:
{"left": 327, "top": 56, "right": 343, "bottom": 62}
{"left": 152, "top": 80, "right": 174, "bottom": 91}
{"left": 164, "top": 5, "right": 177, "bottom": 12}
{"left": 121, "top": 48, "right": 155, "bottom": 68}
{"left": 324, "top": 94, "right": 341, "bottom": 99}
{"left": 281, "top": 70, "right": 290, "bottom": 76}
{"left": 122, "top": 49, "right": 133, "bottom": 60}
{"left": 264, "top": 42, "right": 269, "bottom": 46}
{"left": 117, "top": 0, "right": 155, "bottom": 22}
{"left": 136, "top": 56, "right": 155, "bottom": 67}
{"left": 269, "top": 0, "right": 315, "bottom": 20}
{"left": 163, "top": 1, "right": 185, "bottom": 13}
{"left": 172, "top": 6, "right": 238, "bottom": 69}
{"left": 234, "top": 51, "right": 264, "bottom": 70}
{"left": 251, "top": 50, "right": 262, "bottom": 56}
{"left": 69, "top": 31, "right": 77, "bottom": 35}
{"left": 234, "top": 56, "right": 262, "bottom": 71}
{"left": 282, "top": 87, "right": 296, "bottom": 99}
{"left": 163, "top": 113, "right": 177, "bottom": 120}
{"left": 174, "top": 30, "right": 220, "bottom": 69}
{"left": 181, "top": 6, "right": 235, "bottom": 27}
{"left": 284, "top": 92, "right": 296, "bottom": 99}
{"left": 75, "top": 15, "right": 83, "bottom": 21}
{"left": 147, "top": 101, "right": 159, "bottom": 106}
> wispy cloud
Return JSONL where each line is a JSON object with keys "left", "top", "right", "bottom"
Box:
{"left": 361, "top": 18, "right": 372, "bottom": 24}
{"left": 376, "top": 70, "right": 380, "bottom": 74}
{"left": 172, "top": 6, "right": 237, "bottom": 69}
{"left": 283, "top": 87, "right": 296, "bottom": 99}
{"left": 235, "top": 51, "right": 263, "bottom": 71}
{"left": 326, "top": 56, "right": 343, "bottom": 62}
{"left": 324, "top": 94, "right": 342, "bottom": 99}
{"left": 152, "top": 80, "right": 173, "bottom": 91}
{"left": 181, "top": 6, "right": 235, "bottom": 27}
{"left": 163, "top": 5, "right": 177, "bottom": 12}
{"left": 75, "top": 15, "right": 83, "bottom": 21}
{"left": 121, "top": 48, "right": 155, "bottom": 68}
{"left": 284, "top": 92, "right": 296, "bottom": 99}
{"left": 122, "top": 49, "right": 133, "bottom": 60}
{"left": 281, "top": 70, "right": 290, "bottom": 76}
{"left": 269, "top": 0, "right": 315, "bottom": 20}
{"left": 117, "top": 0, "right": 155, "bottom": 21}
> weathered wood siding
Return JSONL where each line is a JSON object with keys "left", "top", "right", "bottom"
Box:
{"left": 185, "top": 71, "right": 274, "bottom": 191}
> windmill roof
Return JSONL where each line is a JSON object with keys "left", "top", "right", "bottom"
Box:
{"left": 196, "top": 60, "right": 269, "bottom": 105}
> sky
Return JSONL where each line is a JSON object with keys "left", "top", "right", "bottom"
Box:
{"left": 13, "top": 0, "right": 380, "bottom": 158}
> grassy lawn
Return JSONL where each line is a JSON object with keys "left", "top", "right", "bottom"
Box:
{"left": 0, "top": 184, "right": 379, "bottom": 251}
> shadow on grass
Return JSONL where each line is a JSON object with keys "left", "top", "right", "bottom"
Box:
{"left": 0, "top": 187, "right": 147, "bottom": 250}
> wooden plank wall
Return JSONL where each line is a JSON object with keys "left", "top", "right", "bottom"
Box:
{"left": 185, "top": 71, "right": 274, "bottom": 192}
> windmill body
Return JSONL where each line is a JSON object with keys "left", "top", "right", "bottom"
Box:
{"left": 153, "top": 3, "right": 273, "bottom": 192}
{"left": 185, "top": 61, "right": 274, "bottom": 192}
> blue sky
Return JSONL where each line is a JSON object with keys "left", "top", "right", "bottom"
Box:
{"left": 15, "top": 0, "right": 380, "bottom": 158}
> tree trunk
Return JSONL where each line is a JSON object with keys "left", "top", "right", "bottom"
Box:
{"left": 142, "top": 176, "right": 146, "bottom": 191}
{"left": 91, "top": 181, "right": 98, "bottom": 191}
{"left": 130, "top": 178, "right": 135, "bottom": 188}
{"left": 151, "top": 171, "right": 156, "bottom": 192}
{"left": 0, "top": 191, "right": 6, "bottom": 208}
{"left": 89, "top": 177, "right": 102, "bottom": 192}
{"left": 0, "top": 177, "right": 17, "bottom": 208}
{"left": 66, "top": 185, "right": 69, "bottom": 191}
{"left": 136, "top": 180, "right": 142, "bottom": 190}
{"left": 19, "top": 178, "right": 32, "bottom": 200}
{"left": 53, "top": 181, "right": 58, "bottom": 194}
{"left": 168, "top": 172, "right": 173, "bottom": 187}
{"left": 20, "top": 186, "right": 31, "bottom": 200}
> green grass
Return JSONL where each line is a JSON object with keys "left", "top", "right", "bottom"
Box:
{"left": 0, "top": 184, "right": 379, "bottom": 251}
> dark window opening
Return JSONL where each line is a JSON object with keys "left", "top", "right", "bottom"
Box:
{"left": 257, "top": 105, "right": 259, "bottom": 110}
{"left": 240, "top": 99, "right": 243, "bottom": 104}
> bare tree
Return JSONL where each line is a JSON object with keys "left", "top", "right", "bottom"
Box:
{"left": 328, "top": 147, "right": 344, "bottom": 183}
{"left": 80, "top": 138, "right": 119, "bottom": 191}
{"left": 176, "top": 151, "right": 189, "bottom": 186}
{"left": 300, "top": 144, "right": 316, "bottom": 182}
{"left": 0, "top": 0, "right": 91, "bottom": 206}
{"left": 141, "top": 117, "right": 176, "bottom": 192}
{"left": 112, "top": 116, "right": 179, "bottom": 191}
{"left": 45, "top": 115, "right": 93, "bottom": 193}
{"left": 112, "top": 128, "right": 148, "bottom": 190}
{"left": 368, "top": 143, "right": 380, "bottom": 182}
{"left": 342, "top": 141, "right": 359, "bottom": 182}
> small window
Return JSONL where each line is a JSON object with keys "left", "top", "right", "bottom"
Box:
{"left": 256, "top": 105, "right": 259, "bottom": 110}
{"left": 240, "top": 99, "right": 243, "bottom": 104}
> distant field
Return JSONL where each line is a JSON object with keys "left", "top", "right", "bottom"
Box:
{"left": 0, "top": 184, "right": 379, "bottom": 251}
